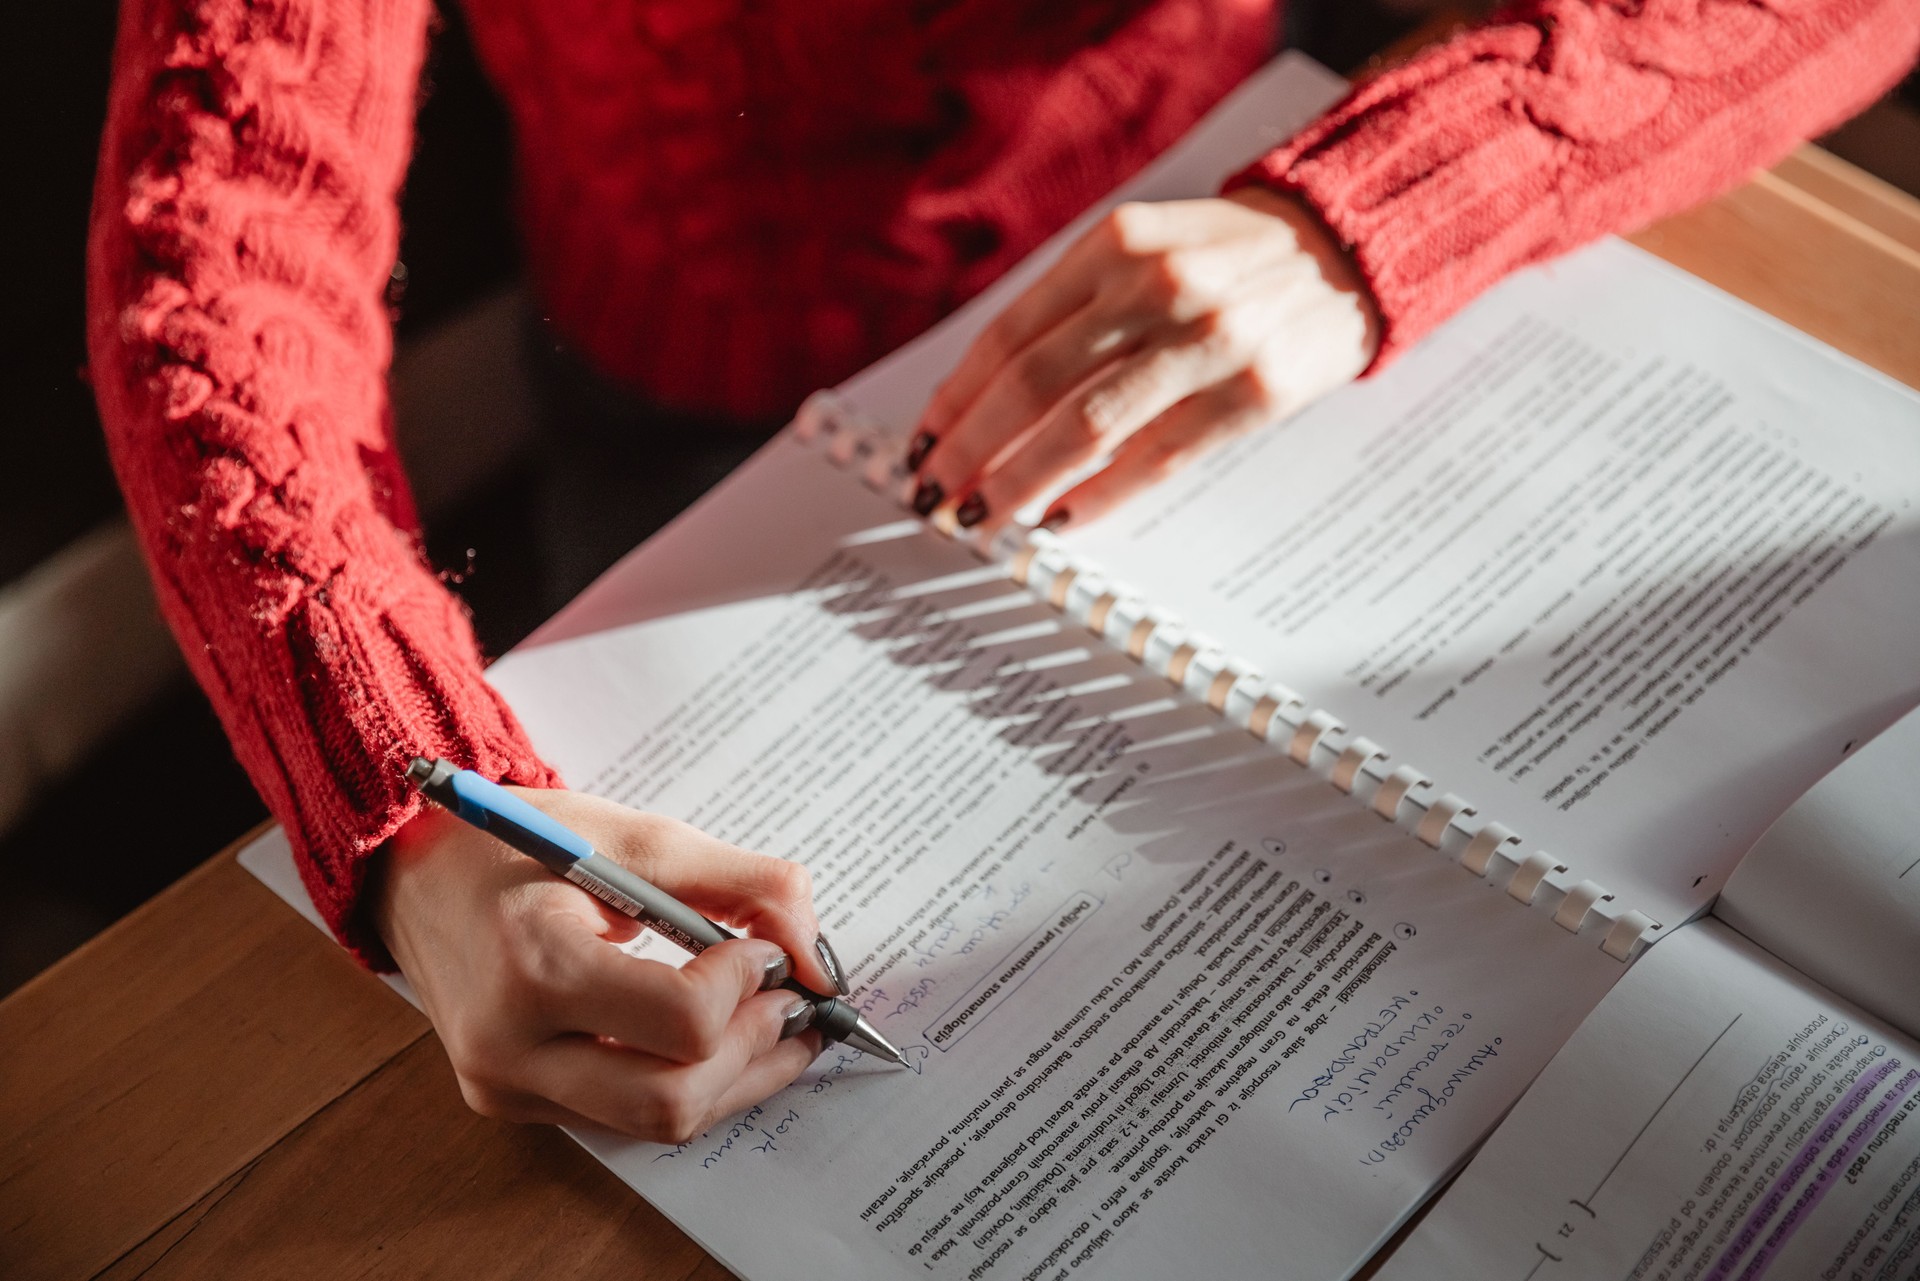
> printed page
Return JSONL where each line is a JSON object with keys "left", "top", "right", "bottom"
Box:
{"left": 862, "top": 237, "right": 1920, "bottom": 937}
{"left": 1380, "top": 918, "right": 1920, "bottom": 1281}
{"left": 1715, "top": 707, "right": 1920, "bottom": 1040}
{"left": 464, "top": 430, "right": 1624, "bottom": 1281}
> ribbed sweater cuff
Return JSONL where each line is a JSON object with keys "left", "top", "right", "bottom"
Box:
{"left": 1226, "top": 26, "right": 1559, "bottom": 373}
{"left": 1232, "top": 0, "right": 1920, "bottom": 374}
{"left": 264, "top": 558, "right": 564, "bottom": 970}
{"left": 145, "top": 499, "right": 566, "bottom": 971}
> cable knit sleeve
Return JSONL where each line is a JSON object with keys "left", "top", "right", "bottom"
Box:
{"left": 86, "top": 0, "right": 561, "bottom": 967}
{"left": 1233, "top": 0, "right": 1920, "bottom": 367}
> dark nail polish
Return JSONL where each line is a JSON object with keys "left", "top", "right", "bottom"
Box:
{"left": 905, "top": 431, "right": 937, "bottom": 472}
{"left": 759, "top": 952, "right": 792, "bottom": 992}
{"left": 955, "top": 493, "right": 989, "bottom": 529}
{"left": 911, "top": 480, "right": 944, "bottom": 517}
{"left": 815, "top": 934, "right": 851, "bottom": 996}
{"left": 1039, "top": 508, "right": 1071, "bottom": 533}
{"left": 779, "top": 998, "right": 817, "bottom": 1040}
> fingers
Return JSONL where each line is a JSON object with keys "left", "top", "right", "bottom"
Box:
{"left": 1045, "top": 369, "right": 1280, "bottom": 529}
{"left": 951, "top": 322, "right": 1253, "bottom": 533}
{"left": 913, "top": 303, "right": 1154, "bottom": 516}
{"left": 538, "top": 922, "right": 790, "bottom": 1063}
{"left": 657, "top": 843, "right": 828, "bottom": 991}
{"left": 523, "top": 990, "right": 822, "bottom": 1144}
{"left": 397, "top": 787, "right": 840, "bottom": 1147}
{"left": 911, "top": 205, "right": 1285, "bottom": 530}
{"left": 904, "top": 193, "right": 1379, "bottom": 537}
{"left": 918, "top": 209, "right": 1151, "bottom": 445}
{"left": 568, "top": 797, "right": 837, "bottom": 995}
{"left": 449, "top": 883, "right": 825, "bottom": 1145}
{"left": 452, "top": 1076, "right": 600, "bottom": 1130}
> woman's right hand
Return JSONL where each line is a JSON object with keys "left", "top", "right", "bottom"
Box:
{"left": 372, "top": 788, "right": 836, "bottom": 1144}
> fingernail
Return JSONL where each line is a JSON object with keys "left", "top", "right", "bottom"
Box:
{"left": 759, "top": 951, "right": 792, "bottom": 991}
{"left": 911, "top": 480, "right": 944, "bottom": 517}
{"left": 1040, "top": 508, "right": 1071, "bottom": 533}
{"left": 905, "top": 431, "right": 936, "bottom": 472}
{"left": 955, "top": 493, "right": 988, "bottom": 529}
{"left": 779, "top": 998, "right": 817, "bottom": 1040}
{"left": 815, "top": 933, "right": 851, "bottom": 996}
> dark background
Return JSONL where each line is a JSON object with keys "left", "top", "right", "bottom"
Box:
{"left": 2, "top": 2, "right": 1913, "bottom": 996}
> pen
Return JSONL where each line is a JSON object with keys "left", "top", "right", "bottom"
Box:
{"left": 403, "top": 758, "right": 910, "bottom": 1068}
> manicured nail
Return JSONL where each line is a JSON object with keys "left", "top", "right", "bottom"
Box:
{"left": 759, "top": 951, "right": 792, "bottom": 991}
{"left": 955, "top": 493, "right": 989, "bottom": 529}
{"left": 905, "top": 431, "right": 937, "bottom": 472}
{"left": 779, "top": 998, "right": 817, "bottom": 1040}
{"left": 1039, "top": 508, "right": 1071, "bottom": 533}
{"left": 911, "top": 480, "right": 944, "bottom": 516}
{"left": 815, "top": 934, "right": 851, "bottom": 996}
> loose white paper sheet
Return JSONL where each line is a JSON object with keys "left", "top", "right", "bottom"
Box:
{"left": 1381, "top": 919, "right": 1920, "bottom": 1281}
{"left": 1716, "top": 707, "right": 1920, "bottom": 1040}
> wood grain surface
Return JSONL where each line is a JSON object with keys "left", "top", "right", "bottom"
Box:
{"left": 1632, "top": 166, "right": 1920, "bottom": 391}
{"left": 0, "top": 847, "right": 426, "bottom": 1279}
{"left": 1773, "top": 144, "right": 1920, "bottom": 254}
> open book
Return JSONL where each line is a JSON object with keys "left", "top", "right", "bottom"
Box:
{"left": 239, "top": 54, "right": 1920, "bottom": 1280}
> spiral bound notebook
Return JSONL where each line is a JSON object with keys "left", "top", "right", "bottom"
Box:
{"left": 239, "top": 53, "right": 1920, "bottom": 1281}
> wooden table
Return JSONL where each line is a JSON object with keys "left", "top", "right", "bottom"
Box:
{"left": 7, "top": 122, "right": 1920, "bottom": 1281}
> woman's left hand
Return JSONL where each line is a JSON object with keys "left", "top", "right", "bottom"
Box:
{"left": 906, "top": 187, "right": 1380, "bottom": 535}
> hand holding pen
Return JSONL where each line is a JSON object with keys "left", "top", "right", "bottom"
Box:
{"left": 373, "top": 766, "right": 905, "bottom": 1146}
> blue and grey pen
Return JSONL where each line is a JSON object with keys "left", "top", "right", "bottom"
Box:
{"left": 404, "top": 758, "right": 909, "bottom": 1067}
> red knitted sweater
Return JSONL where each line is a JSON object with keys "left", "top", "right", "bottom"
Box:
{"left": 88, "top": 0, "right": 1918, "bottom": 964}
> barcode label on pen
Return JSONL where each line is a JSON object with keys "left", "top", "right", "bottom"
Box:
{"left": 565, "top": 865, "right": 643, "bottom": 917}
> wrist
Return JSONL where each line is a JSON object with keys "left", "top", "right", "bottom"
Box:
{"left": 369, "top": 802, "right": 454, "bottom": 968}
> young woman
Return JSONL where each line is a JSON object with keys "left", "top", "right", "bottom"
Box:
{"left": 88, "top": 0, "right": 1917, "bottom": 1144}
